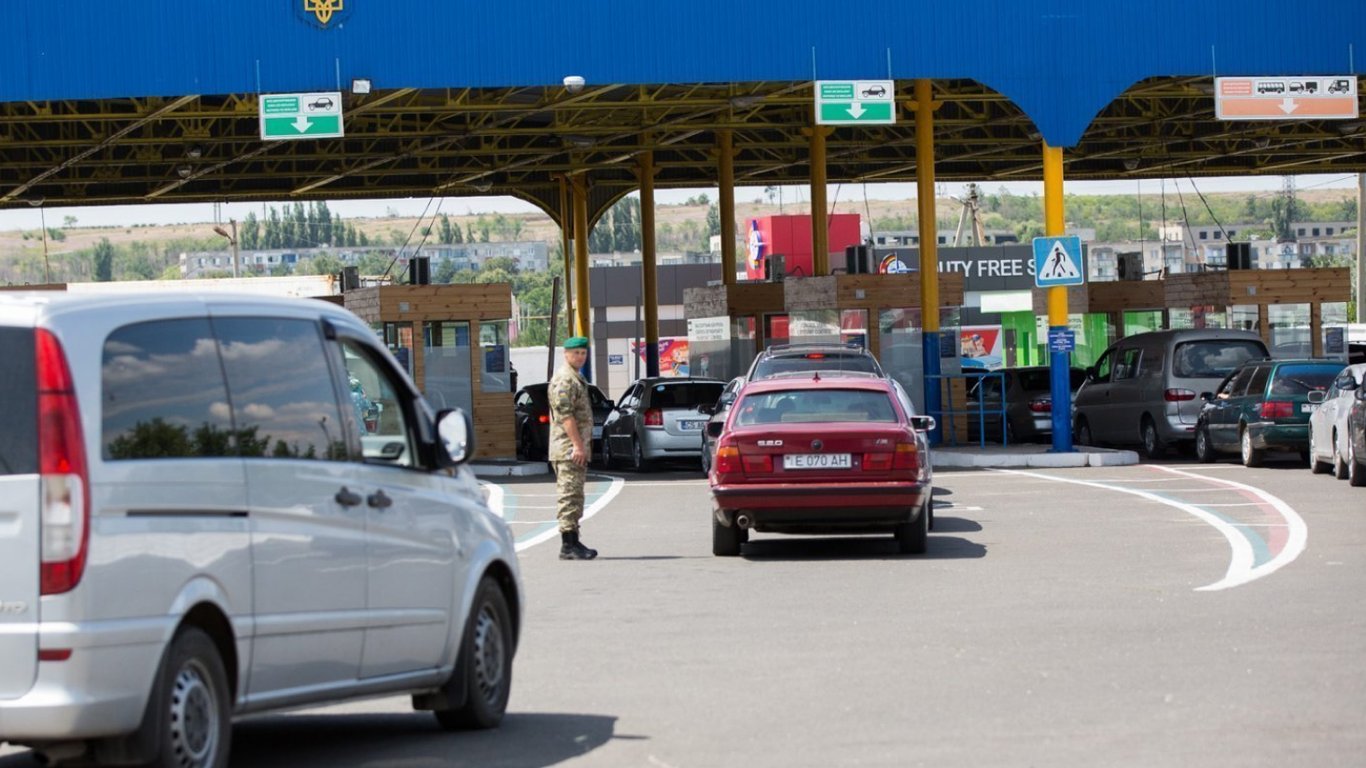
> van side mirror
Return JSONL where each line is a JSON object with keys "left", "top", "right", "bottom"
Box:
{"left": 910, "top": 415, "right": 937, "bottom": 433}
{"left": 706, "top": 422, "right": 724, "bottom": 438}
{"left": 1341, "top": 379, "right": 1360, "bottom": 392}
{"left": 435, "top": 409, "right": 474, "bottom": 466}
{"left": 1306, "top": 389, "right": 1327, "bottom": 405}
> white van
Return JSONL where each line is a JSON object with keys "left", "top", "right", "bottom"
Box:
{"left": 0, "top": 292, "right": 522, "bottom": 767}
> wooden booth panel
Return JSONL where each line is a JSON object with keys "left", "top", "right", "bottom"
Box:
{"left": 1087, "top": 280, "right": 1164, "bottom": 312}
{"left": 472, "top": 392, "right": 515, "bottom": 459}
{"left": 1165, "top": 272, "right": 1229, "bottom": 308}
{"left": 1228, "top": 268, "right": 1351, "bottom": 304}
{"left": 726, "top": 283, "right": 785, "bottom": 315}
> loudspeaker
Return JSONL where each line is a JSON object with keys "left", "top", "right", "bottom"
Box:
{"left": 1117, "top": 252, "right": 1143, "bottom": 281}
{"left": 408, "top": 256, "right": 431, "bottom": 285}
{"left": 339, "top": 266, "right": 360, "bottom": 292}
{"left": 845, "top": 245, "right": 871, "bottom": 274}
{"left": 1226, "top": 242, "right": 1251, "bottom": 270}
{"left": 766, "top": 254, "right": 786, "bottom": 282}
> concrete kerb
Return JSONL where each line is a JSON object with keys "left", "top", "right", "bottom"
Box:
{"left": 469, "top": 459, "right": 552, "bottom": 478}
{"left": 931, "top": 445, "right": 1139, "bottom": 469}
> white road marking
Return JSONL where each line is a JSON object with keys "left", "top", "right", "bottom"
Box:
{"left": 993, "top": 465, "right": 1307, "bottom": 592}
{"left": 514, "top": 474, "right": 626, "bottom": 553}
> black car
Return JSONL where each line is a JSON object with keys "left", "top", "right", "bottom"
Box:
{"left": 1347, "top": 385, "right": 1366, "bottom": 486}
{"left": 513, "top": 382, "right": 613, "bottom": 462}
{"left": 700, "top": 376, "right": 745, "bottom": 473}
{"left": 965, "top": 366, "right": 1087, "bottom": 443}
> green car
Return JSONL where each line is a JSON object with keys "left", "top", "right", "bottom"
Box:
{"left": 1195, "top": 358, "right": 1346, "bottom": 466}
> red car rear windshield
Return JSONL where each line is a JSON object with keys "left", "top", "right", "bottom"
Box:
{"left": 751, "top": 353, "right": 880, "bottom": 379}
{"left": 733, "top": 389, "right": 898, "bottom": 426}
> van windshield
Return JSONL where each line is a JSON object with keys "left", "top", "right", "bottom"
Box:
{"left": 1174, "top": 340, "right": 1267, "bottom": 378}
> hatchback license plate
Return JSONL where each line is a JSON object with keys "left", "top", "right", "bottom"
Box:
{"left": 783, "top": 453, "right": 852, "bottom": 470}
{"left": 1300, "top": 403, "right": 1315, "bottom": 413}
{"left": 679, "top": 420, "right": 704, "bottom": 430}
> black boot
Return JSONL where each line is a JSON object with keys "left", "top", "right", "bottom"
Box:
{"left": 559, "top": 530, "right": 597, "bottom": 560}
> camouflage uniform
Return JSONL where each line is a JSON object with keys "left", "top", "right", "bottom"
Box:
{"left": 548, "top": 362, "right": 593, "bottom": 533}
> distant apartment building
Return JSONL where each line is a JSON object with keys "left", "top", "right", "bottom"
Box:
{"left": 180, "top": 241, "right": 552, "bottom": 279}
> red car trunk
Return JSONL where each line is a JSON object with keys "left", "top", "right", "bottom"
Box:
{"left": 719, "top": 422, "right": 918, "bottom": 484}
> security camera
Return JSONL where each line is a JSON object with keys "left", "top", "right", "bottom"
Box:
{"left": 563, "top": 75, "right": 585, "bottom": 94}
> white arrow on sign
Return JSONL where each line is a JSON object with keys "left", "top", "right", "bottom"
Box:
{"left": 847, "top": 102, "right": 866, "bottom": 119}
{"left": 1278, "top": 98, "right": 1299, "bottom": 114}
{"left": 292, "top": 115, "right": 313, "bottom": 133}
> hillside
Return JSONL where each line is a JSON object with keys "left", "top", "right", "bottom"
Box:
{"left": 0, "top": 187, "right": 1356, "bottom": 285}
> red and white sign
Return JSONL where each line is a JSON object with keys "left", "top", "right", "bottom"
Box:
{"left": 1215, "top": 76, "right": 1358, "bottom": 120}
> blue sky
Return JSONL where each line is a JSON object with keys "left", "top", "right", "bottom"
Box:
{"left": 0, "top": 175, "right": 1357, "bottom": 233}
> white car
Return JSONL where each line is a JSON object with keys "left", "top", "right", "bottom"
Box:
{"left": 0, "top": 292, "right": 522, "bottom": 768}
{"left": 1308, "top": 363, "right": 1366, "bottom": 478}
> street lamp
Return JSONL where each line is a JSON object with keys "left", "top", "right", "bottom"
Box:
{"left": 213, "top": 219, "right": 239, "bottom": 278}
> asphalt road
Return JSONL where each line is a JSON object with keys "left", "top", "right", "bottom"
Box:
{"left": 4, "top": 455, "right": 1365, "bottom": 767}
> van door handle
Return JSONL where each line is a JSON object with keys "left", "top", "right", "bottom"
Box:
{"left": 335, "top": 487, "right": 363, "bottom": 507}
{"left": 367, "top": 490, "right": 393, "bottom": 509}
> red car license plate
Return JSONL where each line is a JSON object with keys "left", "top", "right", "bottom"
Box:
{"left": 783, "top": 453, "right": 852, "bottom": 470}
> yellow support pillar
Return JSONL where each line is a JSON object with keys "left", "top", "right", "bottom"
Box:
{"left": 807, "top": 126, "right": 833, "bottom": 276}
{"left": 718, "top": 130, "right": 738, "bottom": 286}
{"left": 558, "top": 175, "right": 574, "bottom": 338}
{"left": 913, "top": 79, "right": 943, "bottom": 442}
{"left": 1043, "top": 142, "right": 1074, "bottom": 452}
{"left": 571, "top": 174, "right": 591, "bottom": 340}
{"left": 639, "top": 152, "right": 660, "bottom": 377}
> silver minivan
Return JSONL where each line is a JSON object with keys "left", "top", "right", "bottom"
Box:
{"left": 1072, "top": 329, "right": 1270, "bottom": 458}
{"left": 0, "top": 292, "right": 522, "bottom": 767}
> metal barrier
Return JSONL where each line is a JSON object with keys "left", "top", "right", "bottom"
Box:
{"left": 925, "top": 370, "right": 1009, "bottom": 448}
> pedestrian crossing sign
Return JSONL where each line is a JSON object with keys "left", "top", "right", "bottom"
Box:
{"left": 1032, "top": 236, "right": 1085, "bottom": 287}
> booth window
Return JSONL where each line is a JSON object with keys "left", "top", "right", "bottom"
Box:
{"left": 480, "top": 320, "right": 511, "bottom": 393}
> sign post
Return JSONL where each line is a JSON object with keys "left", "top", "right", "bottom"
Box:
{"left": 815, "top": 81, "right": 896, "bottom": 126}
{"left": 259, "top": 92, "right": 344, "bottom": 140}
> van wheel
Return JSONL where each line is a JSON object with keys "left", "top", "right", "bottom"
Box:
{"left": 1075, "top": 418, "right": 1093, "bottom": 447}
{"left": 1194, "top": 425, "right": 1217, "bottom": 463}
{"left": 148, "top": 627, "right": 231, "bottom": 768}
{"left": 1140, "top": 417, "right": 1166, "bottom": 460}
{"left": 435, "top": 577, "right": 514, "bottom": 730}
{"left": 1240, "top": 426, "right": 1264, "bottom": 468}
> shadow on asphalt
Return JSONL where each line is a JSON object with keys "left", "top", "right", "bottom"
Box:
{"left": 930, "top": 515, "right": 983, "bottom": 534}
{"left": 737, "top": 532, "right": 987, "bottom": 561}
{"left": 0, "top": 712, "right": 622, "bottom": 768}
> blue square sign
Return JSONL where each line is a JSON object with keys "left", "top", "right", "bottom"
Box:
{"left": 1033, "top": 236, "right": 1085, "bottom": 288}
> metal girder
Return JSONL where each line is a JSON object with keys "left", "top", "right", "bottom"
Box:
{"left": 0, "top": 76, "right": 1363, "bottom": 211}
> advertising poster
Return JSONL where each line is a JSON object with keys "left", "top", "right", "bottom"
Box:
{"left": 959, "top": 325, "right": 1004, "bottom": 370}
{"left": 631, "top": 338, "right": 690, "bottom": 377}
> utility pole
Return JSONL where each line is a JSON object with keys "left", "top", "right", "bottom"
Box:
{"left": 1358, "top": 173, "right": 1365, "bottom": 322}
{"left": 214, "top": 219, "right": 239, "bottom": 278}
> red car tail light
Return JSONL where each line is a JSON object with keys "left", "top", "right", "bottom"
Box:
{"left": 643, "top": 408, "right": 664, "bottom": 427}
{"left": 715, "top": 445, "right": 742, "bottom": 474}
{"left": 862, "top": 452, "right": 893, "bottom": 470}
{"left": 892, "top": 442, "right": 919, "bottom": 471}
{"left": 741, "top": 454, "right": 774, "bottom": 473}
{"left": 36, "top": 329, "right": 89, "bottom": 596}
{"left": 1260, "top": 401, "right": 1293, "bottom": 419}
{"left": 1164, "top": 388, "right": 1196, "bottom": 402}
{"left": 1028, "top": 398, "right": 1052, "bottom": 413}
{"left": 537, "top": 414, "right": 549, "bottom": 424}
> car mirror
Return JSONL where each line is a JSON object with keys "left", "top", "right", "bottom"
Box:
{"left": 1341, "top": 379, "right": 1359, "bottom": 392}
{"left": 698, "top": 403, "right": 716, "bottom": 415}
{"left": 1306, "top": 389, "right": 1327, "bottom": 404}
{"left": 604, "top": 399, "right": 615, "bottom": 410}
{"left": 706, "top": 422, "right": 724, "bottom": 438}
{"left": 910, "top": 415, "right": 937, "bottom": 433}
{"left": 1200, "top": 391, "right": 1214, "bottom": 402}
{"left": 1085, "top": 365, "right": 1097, "bottom": 381}
{"left": 434, "top": 409, "right": 474, "bottom": 466}
{"left": 1357, "top": 387, "right": 1366, "bottom": 401}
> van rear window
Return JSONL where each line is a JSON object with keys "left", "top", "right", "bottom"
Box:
{"left": 1173, "top": 340, "right": 1267, "bottom": 378}
{"left": 0, "top": 328, "right": 37, "bottom": 475}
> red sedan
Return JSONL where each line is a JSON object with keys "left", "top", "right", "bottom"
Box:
{"left": 707, "top": 373, "right": 935, "bottom": 556}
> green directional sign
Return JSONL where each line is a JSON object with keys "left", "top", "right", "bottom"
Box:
{"left": 815, "top": 80, "right": 896, "bottom": 126}
{"left": 259, "top": 91, "right": 344, "bottom": 140}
